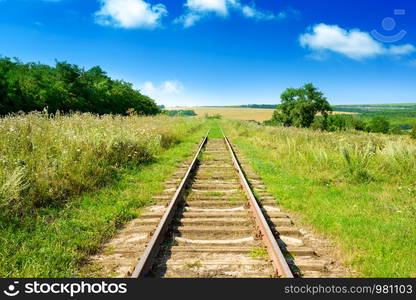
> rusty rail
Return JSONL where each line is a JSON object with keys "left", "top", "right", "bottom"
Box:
{"left": 222, "top": 132, "right": 294, "bottom": 278}
{"left": 131, "top": 131, "right": 209, "bottom": 278}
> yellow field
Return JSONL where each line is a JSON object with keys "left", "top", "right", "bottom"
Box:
{"left": 168, "top": 107, "right": 355, "bottom": 122}
{"left": 169, "top": 107, "right": 274, "bottom": 122}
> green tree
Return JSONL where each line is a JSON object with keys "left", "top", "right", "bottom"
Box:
{"left": 0, "top": 57, "right": 160, "bottom": 116}
{"left": 370, "top": 116, "right": 390, "bottom": 134}
{"left": 272, "top": 83, "right": 332, "bottom": 128}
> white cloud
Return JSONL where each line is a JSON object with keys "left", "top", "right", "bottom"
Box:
{"left": 95, "top": 0, "right": 167, "bottom": 29}
{"left": 388, "top": 44, "right": 416, "bottom": 55}
{"left": 140, "top": 80, "right": 186, "bottom": 106}
{"left": 240, "top": 3, "right": 286, "bottom": 21}
{"left": 177, "top": 12, "right": 202, "bottom": 27}
{"left": 176, "top": 0, "right": 288, "bottom": 27}
{"left": 300, "top": 23, "right": 415, "bottom": 60}
{"left": 142, "top": 81, "right": 156, "bottom": 93}
{"left": 142, "top": 80, "right": 184, "bottom": 95}
{"left": 161, "top": 80, "right": 184, "bottom": 94}
{"left": 187, "top": 0, "right": 231, "bottom": 16}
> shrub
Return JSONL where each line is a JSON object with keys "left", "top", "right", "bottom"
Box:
{"left": 389, "top": 126, "right": 403, "bottom": 135}
{"left": 411, "top": 126, "right": 416, "bottom": 140}
{"left": 205, "top": 114, "right": 222, "bottom": 120}
{"left": 167, "top": 110, "right": 197, "bottom": 117}
{"left": 370, "top": 116, "right": 390, "bottom": 134}
{"left": 311, "top": 114, "right": 369, "bottom": 132}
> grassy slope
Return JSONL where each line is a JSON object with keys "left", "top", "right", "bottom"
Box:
{"left": 0, "top": 123, "right": 208, "bottom": 277}
{"left": 223, "top": 120, "right": 416, "bottom": 277}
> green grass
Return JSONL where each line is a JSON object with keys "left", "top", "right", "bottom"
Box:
{"left": 250, "top": 247, "right": 268, "bottom": 260}
{"left": 0, "top": 122, "right": 208, "bottom": 277}
{"left": 223, "top": 120, "right": 416, "bottom": 277}
{"left": 208, "top": 121, "right": 224, "bottom": 138}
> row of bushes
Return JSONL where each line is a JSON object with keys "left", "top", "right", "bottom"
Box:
{"left": 313, "top": 114, "right": 416, "bottom": 138}
{"left": 0, "top": 57, "right": 160, "bottom": 116}
{"left": 309, "top": 114, "right": 411, "bottom": 135}
{"left": 167, "top": 110, "right": 197, "bottom": 117}
{"left": 0, "top": 112, "right": 203, "bottom": 216}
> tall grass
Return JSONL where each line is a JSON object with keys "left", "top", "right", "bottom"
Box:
{"left": 0, "top": 112, "right": 202, "bottom": 216}
{"left": 225, "top": 120, "right": 416, "bottom": 184}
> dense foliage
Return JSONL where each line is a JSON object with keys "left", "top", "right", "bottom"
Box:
{"left": 311, "top": 114, "right": 397, "bottom": 133}
{"left": 0, "top": 57, "right": 160, "bottom": 115}
{"left": 272, "top": 83, "right": 332, "bottom": 127}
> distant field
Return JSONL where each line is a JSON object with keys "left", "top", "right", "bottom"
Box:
{"left": 169, "top": 107, "right": 354, "bottom": 122}
{"left": 168, "top": 107, "right": 274, "bottom": 122}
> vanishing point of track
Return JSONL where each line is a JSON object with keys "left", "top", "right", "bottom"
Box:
{"left": 131, "top": 128, "right": 294, "bottom": 278}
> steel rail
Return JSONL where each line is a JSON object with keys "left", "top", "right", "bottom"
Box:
{"left": 221, "top": 130, "right": 294, "bottom": 278}
{"left": 131, "top": 131, "right": 210, "bottom": 278}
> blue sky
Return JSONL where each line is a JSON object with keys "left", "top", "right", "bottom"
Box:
{"left": 0, "top": 0, "right": 415, "bottom": 107}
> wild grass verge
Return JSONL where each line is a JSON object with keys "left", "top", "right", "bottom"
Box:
{"left": 223, "top": 120, "right": 416, "bottom": 277}
{"left": 0, "top": 119, "right": 207, "bottom": 277}
{"left": 0, "top": 112, "right": 203, "bottom": 216}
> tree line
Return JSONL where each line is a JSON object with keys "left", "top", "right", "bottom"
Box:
{"left": 0, "top": 57, "right": 160, "bottom": 116}
{"left": 268, "top": 83, "right": 414, "bottom": 137}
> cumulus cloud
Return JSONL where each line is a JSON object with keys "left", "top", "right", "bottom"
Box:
{"left": 388, "top": 44, "right": 416, "bottom": 55}
{"left": 176, "top": 0, "right": 289, "bottom": 28}
{"left": 95, "top": 0, "right": 167, "bottom": 29}
{"left": 300, "top": 23, "right": 415, "bottom": 60}
{"left": 140, "top": 80, "right": 185, "bottom": 106}
{"left": 142, "top": 81, "right": 156, "bottom": 93}
{"left": 161, "top": 80, "right": 184, "bottom": 94}
{"left": 240, "top": 3, "right": 288, "bottom": 21}
{"left": 187, "top": 0, "right": 230, "bottom": 16}
{"left": 142, "top": 80, "right": 184, "bottom": 95}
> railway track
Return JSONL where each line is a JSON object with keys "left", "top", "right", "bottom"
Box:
{"left": 131, "top": 130, "right": 293, "bottom": 278}
{"left": 90, "top": 128, "right": 340, "bottom": 278}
